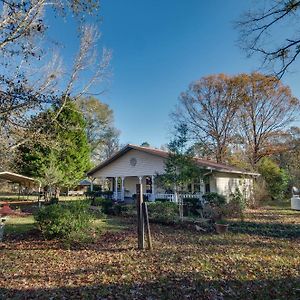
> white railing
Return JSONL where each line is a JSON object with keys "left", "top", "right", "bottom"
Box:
{"left": 154, "top": 193, "right": 204, "bottom": 204}
{"left": 180, "top": 193, "right": 203, "bottom": 199}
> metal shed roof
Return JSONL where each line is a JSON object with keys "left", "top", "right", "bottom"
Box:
{"left": 0, "top": 172, "right": 38, "bottom": 187}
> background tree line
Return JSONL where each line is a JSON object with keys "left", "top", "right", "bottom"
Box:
{"left": 173, "top": 72, "right": 300, "bottom": 200}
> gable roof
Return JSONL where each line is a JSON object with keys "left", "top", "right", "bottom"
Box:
{"left": 87, "top": 144, "right": 259, "bottom": 177}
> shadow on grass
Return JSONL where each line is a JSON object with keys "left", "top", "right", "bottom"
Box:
{"left": 1, "top": 273, "right": 299, "bottom": 299}
{"left": 229, "top": 220, "right": 300, "bottom": 239}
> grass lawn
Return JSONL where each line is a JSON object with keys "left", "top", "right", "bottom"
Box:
{"left": 1, "top": 204, "right": 300, "bottom": 299}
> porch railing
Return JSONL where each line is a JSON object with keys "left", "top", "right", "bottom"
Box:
{"left": 113, "top": 191, "right": 204, "bottom": 203}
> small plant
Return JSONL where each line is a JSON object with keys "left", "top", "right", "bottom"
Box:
{"left": 182, "top": 197, "right": 203, "bottom": 216}
{"left": 202, "top": 192, "right": 226, "bottom": 206}
{"left": 91, "top": 197, "right": 114, "bottom": 214}
{"left": 147, "top": 202, "right": 179, "bottom": 224}
{"left": 229, "top": 187, "right": 246, "bottom": 220}
{"left": 35, "top": 201, "right": 93, "bottom": 240}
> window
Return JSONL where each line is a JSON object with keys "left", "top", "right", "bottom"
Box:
{"left": 145, "top": 176, "right": 152, "bottom": 193}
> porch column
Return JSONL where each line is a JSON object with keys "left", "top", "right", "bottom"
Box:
{"left": 114, "top": 177, "right": 118, "bottom": 200}
{"left": 121, "top": 177, "right": 125, "bottom": 201}
{"left": 151, "top": 175, "right": 155, "bottom": 201}
{"left": 138, "top": 176, "right": 143, "bottom": 185}
{"left": 90, "top": 179, "right": 94, "bottom": 192}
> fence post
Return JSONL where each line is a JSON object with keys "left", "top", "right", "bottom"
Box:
{"left": 143, "top": 202, "right": 153, "bottom": 250}
{"left": 136, "top": 183, "right": 145, "bottom": 250}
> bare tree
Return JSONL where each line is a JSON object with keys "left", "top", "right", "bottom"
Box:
{"left": 173, "top": 74, "right": 241, "bottom": 163}
{"left": 0, "top": 2, "right": 111, "bottom": 154}
{"left": 236, "top": 73, "right": 299, "bottom": 167}
{"left": 237, "top": 0, "right": 300, "bottom": 78}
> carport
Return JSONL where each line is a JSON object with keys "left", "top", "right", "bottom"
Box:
{"left": 0, "top": 171, "right": 40, "bottom": 202}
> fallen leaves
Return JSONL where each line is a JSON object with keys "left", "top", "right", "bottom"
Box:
{"left": 0, "top": 205, "right": 300, "bottom": 299}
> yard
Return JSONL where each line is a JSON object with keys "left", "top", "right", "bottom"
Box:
{"left": 1, "top": 203, "right": 300, "bottom": 299}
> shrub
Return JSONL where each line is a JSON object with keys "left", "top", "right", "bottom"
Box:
{"left": 115, "top": 204, "right": 137, "bottom": 217}
{"left": 35, "top": 201, "right": 93, "bottom": 239}
{"left": 45, "top": 197, "right": 59, "bottom": 205}
{"left": 228, "top": 187, "right": 246, "bottom": 220}
{"left": 147, "top": 202, "right": 179, "bottom": 223}
{"left": 91, "top": 197, "right": 113, "bottom": 214}
{"left": 258, "top": 157, "right": 289, "bottom": 200}
{"left": 202, "top": 192, "right": 226, "bottom": 206}
{"left": 183, "top": 197, "right": 202, "bottom": 216}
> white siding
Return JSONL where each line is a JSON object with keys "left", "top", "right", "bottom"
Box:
{"left": 92, "top": 149, "right": 166, "bottom": 178}
{"left": 215, "top": 172, "right": 254, "bottom": 199}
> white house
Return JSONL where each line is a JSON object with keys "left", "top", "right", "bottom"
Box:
{"left": 87, "top": 144, "right": 259, "bottom": 202}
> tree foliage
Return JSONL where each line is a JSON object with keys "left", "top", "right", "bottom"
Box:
{"left": 258, "top": 157, "right": 289, "bottom": 200}
{"left": 77, "top": 97, "right": 119, "bottom": 163}
{"left": 0, "top": 0, "right": 111, "bottom": 163}
{"left": 18, "top": 100, "right": 91, "bottom": 191}
{"left": 173, "top": 74, "right": 241, "bottom": 163}
{"left": 236, "top": 73, "right": 299, "bottom": 167}
{"left": 156, "top": 124, "right": 204, "bottom": 192}
{"left": 274, "top": 126, "right": 300, "bottom": 188}
{"left": 174, "top": 73, "right": 299, "bottom": 168}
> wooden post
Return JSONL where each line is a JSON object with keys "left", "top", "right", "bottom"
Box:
{"left": 136, "top": 183, "right": 145, "bottom": 250}
{"left": 143, "top": 202, "right": 153, "bottom": 250}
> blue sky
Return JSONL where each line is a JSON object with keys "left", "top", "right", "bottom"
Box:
{"left": 48, "top": 0, "right": 300, "bottom": 147}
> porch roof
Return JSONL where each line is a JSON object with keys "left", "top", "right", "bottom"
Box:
{"left": 87, "top": 144, "right": 259, "bottom": 177}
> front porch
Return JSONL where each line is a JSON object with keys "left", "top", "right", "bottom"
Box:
{"left": 92, "top": 175, "right": 205, "bottom": 203}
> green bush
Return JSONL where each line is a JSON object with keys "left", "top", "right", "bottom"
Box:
{"left": 258, "top": 157, "right": 289, "bottom": 200}
{"left": 91, "top": 197, "right": 113, "bottom": 214}
{"left": 147, "top": 202, "right": 179, "bottom": 223}
{"left": 228, "top": 187, "right": 246, "bottom": 220}
{"left": 35, "top": 201, "right": 93, "bottom": 239}
{"left": 202, "top": 192, "right": 226, "bottom": 206}
{"left": 183, "top": 197, "right": 202, "bottom": 216}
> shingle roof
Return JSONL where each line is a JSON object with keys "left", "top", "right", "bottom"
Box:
{"left": 87, "top": 144, "right": 259, "bottom": 177}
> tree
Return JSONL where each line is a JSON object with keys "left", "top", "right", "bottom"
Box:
{"left": 0, "top": 0, "right": 111, "bottom": 157}
{"left": 237, "top": 0, "right": 300, "bottom": 78}
{"left": 258, "top": 157, "right": 289, "bottom": 200}
{"left": 274, "top": 127, "right": 300, "bottom": 188}
{"left": 18, "top": 100, "right": 91, "bottom": 199}
{"left": 236, "top": 73, "right": 299, "bottom": 168}
{"left": 173, "top": 74, "right": 241, "bottom": 163}
{"left": 77, "top": 97, "right": 119, "bottom": 163}
{"left": 156, "top": 124, "right": 204, "bottom": 219}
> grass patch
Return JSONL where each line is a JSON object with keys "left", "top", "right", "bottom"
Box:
{"left": 4, "top": 215, "right": 35, "bottom": 235}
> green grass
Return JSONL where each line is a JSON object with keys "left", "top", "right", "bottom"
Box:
{"left": 1, "top": 204, "right": 299, "bottom": 299}
{"left": 4, "top": 215, "right": 35, "bottom": 235}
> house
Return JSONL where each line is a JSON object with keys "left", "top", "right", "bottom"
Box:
{"left": 87, "top": 144, "right": 259, "bottom": 202}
